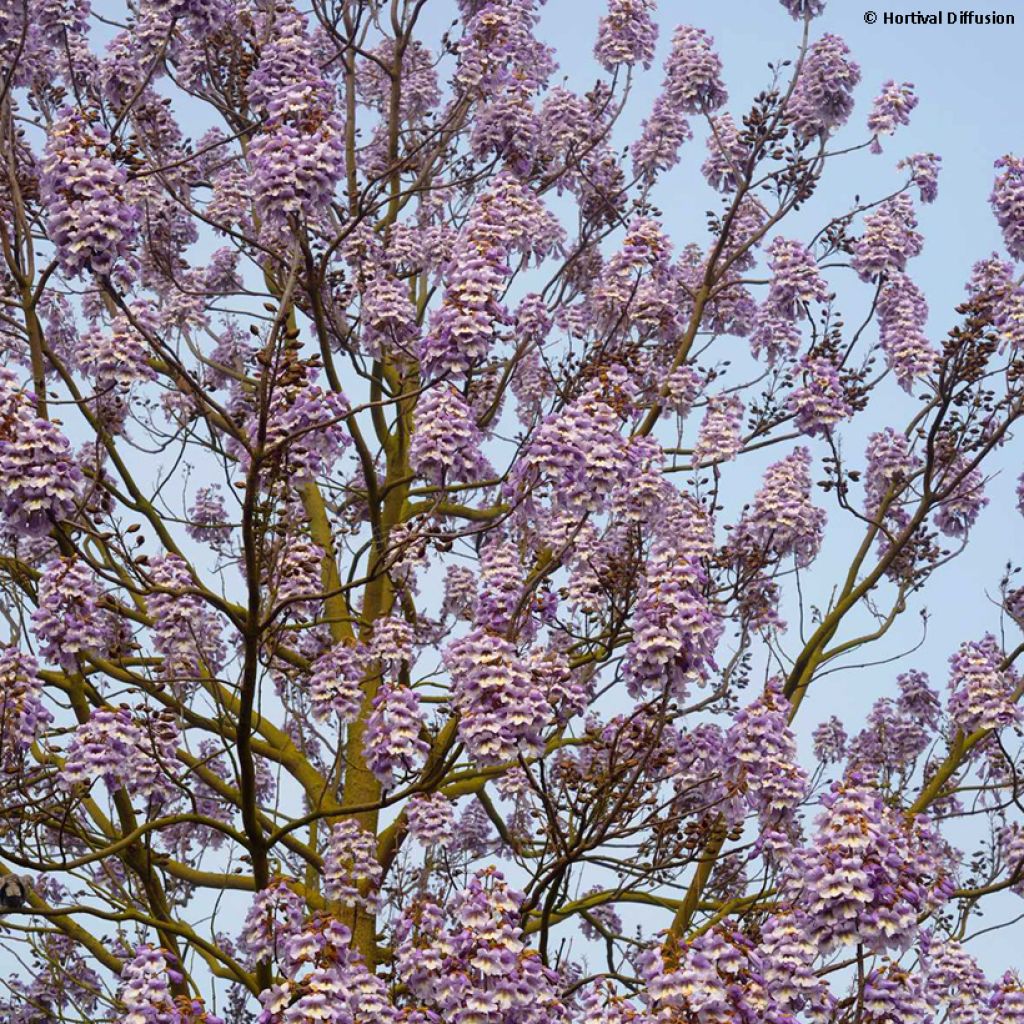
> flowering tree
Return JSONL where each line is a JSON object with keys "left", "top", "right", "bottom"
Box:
{"left": 1, "top": 0, "right": 1024, "bottom": 1020}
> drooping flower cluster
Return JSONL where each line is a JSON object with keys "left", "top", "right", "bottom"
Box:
{"left": 0, "top": 367, "right": 82, "bottom": 536}
{"left": 661, "top": 26, "right": 728, "bottom": 114}
{"left": 364, "top": 685, "right": 430, "bottom": 787}
{"left": 396, "top": 870, "right": 566, "bottom": 1024}
{"left": 594, "top": 0, "right": 658, "bottom": 71}
{"left": 726, "top": 680, "right": 808, "bottom": 834}
{"left": 322, "top": 819, "right": 382, "bottom": 911}
{"left": 0, "top": 648, "right": 51, "bottom": 759}
{"left": 405, "top": 792, "right": 457, "bottom": 847}
{"left": 701, "top": 113, "right": 750, "bottom": 192}
{"left": 779, "top": 0, "right": 826, "bottom": 18}
{"left": 692, "top": 393, "right": 744, "bottom": 464}
{"left": 40, "top": 108, "right": 138, "bottom": 279}
{"left": 475, "top": 541, "right": 524, "bottom": 632}
{"left": 812, "top": 716, "right": 848, "bottom": 763}
{"left": 239, "top": 880, "right": 306, "bottom": 966}
{"left": 875, "top": 273, "right": 937, "bottom": 390}
{"left": 867, "top": 80, "right": 918, "bottom": 152}
{"left": 117, "top": 945, "right": 223, "bottom": 1024}
{"left": 787, "top": 33, "right": 861, "bottom": 139}
{"left": 523, "top": 379, "right": 631, "bottom": 513}
{"left": 853, "top": 196, "right": 924, "bottom": 281}
{"left": 900, "top": 151, "right": 942, "bottom": 204}
{"left": 864, "top": 427, "right": 921, "bottom": 516}
{"left": 245, "top": 6, "right": 344, "bottom": 236}
{"left": 420, "top": 173, "right": 562, "bottom": 377}
{"left": 308, "top": 643, "right": 366, "bottom": 722}
{"left": 250, "top": 370, "right": 350, "bottom": 482}
{"left": 639, "top": 928, "right": 775, "bottom": 1023}
{"left": 784, "top": 775, "right": 953, "bottom": 953}
{"left": 445, "top": 628, "right": 550, "bottom": 765}
{"left": 946, "top": 635, "right": 1020, "bottom": 734}
{"left": 623, "top": 543, "right": 721, "bottom": 701}
{"left": 991, "top": 155, "right": 1024, "bottom": 261}
{"left": 409, "top": 385, "right": 494, "bottom": 485}
{"left": 61, "top": 706, "right": 181, "bottom": 801}
{"left": 968, "top": 255, "right": 1024, "bottom": 351}
{"left": 787, "top": 355, "right": 853, "bottom": 435}
{"left": 762, "top": 237, "right": 830, "bottom": 318}
{"left": 146, "top": 554, "right": 225, "bottom": 683}
{"left": 31, "top": 558, "right": 109, "bottom": 669}
{"left": 454, "top": 0, "right": 556, "bottom": 166}
{"left": 730, "top": 448, "right": 827, "bottom": 567}
{"left": 186, "top": 485, "right": 232, "bottom": 548}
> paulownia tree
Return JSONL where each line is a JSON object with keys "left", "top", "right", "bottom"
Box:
{"left": 0, "top": 0, "right": 1023, "bottom": 1020}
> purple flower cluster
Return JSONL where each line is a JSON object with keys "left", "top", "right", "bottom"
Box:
{"left": 693, "top": 393, "right": 744, "bottom": 464}
{"left": 255, "top": 372, "right": 350, "bottom": 482}
{"left": 787, "top": 34, "right": 861, "bottom": 140}
{"left": 968, "top": 255, "right": 1024, "bottom": 351}
{"left": 991, "top": 155, "right": 1024, "bottom": 261}
{"left": 876, "top": 274, "right": 937, "bottom": 391}
{"left": 864, "top": 427, "right": 921, "bottom": 516}
{"left": 812, "top": 715, "right": 847, "bottom": 763}
{"left": 779, "top": 0, "right": 826, "bottom": 17}
{"left": 322, "top": 819, "right": 382, "bottom": 911}
{"left": 61, "top": 705, "right": 180, "bottom": 801}
{"left": 409, "top": 385, "right": 494, "bottom": 485}
{"left": 900, "top": 151, "right": 942, "bottom": 204}
{"left": 405, "top": 792, "right": 456, "bottom": 847}
{"left": 40, "top": 108, "right": 138, "bottom": 279}
{"left": 246, "top": 7, "right": 344, "bottom": 236}
{"left": 364, "top": 685, "right": 429, "bottom": 787}
{"left": 946, "top": 635, "right": 1020, "bottom": 733}
{"left": 867, "top": 80, "right": 918, "bottom": 152}
{"left": 308, "top": 643, "right": 366, "bottom": 722}
{"left": 0, "top": 647, "right": 51, "bottom": 758}
{"left": 853, "top": 196, "right": 924, "bottom": 281}
{"left": 785, "top": 775, "right": 952, "bottom": 953}
{"left": 256, "top": 916, "right": 390, "bottom": 1024}
{"left": 0, "top": 367, "right": 82, "bottom": 536}
{"left": 702, "top": 113, "right": 750, "bottom": 192}
{"left": 731, "top": 448, "right": 827, "bottom": 567}
{"left": 525, "top": 381, "right": 629, "bottom": 513}
{"left": 31, "top": 557, "right": 109, "bottom": 669}
{"left": 117, "top": 946, "right": 216, "bottom": 1024}
{"left": 396, "top": 870, "right": 565, "bottom": 1024}
{"left": 240, "top": 880, "right": 305, "bottom": 966}
{"left": 764, "top": 237, "right": 830, "bottom": 318}
{"left": 661, "top": 26, "right": 728, "bottom": 114}
{"left": 420, "top": 172, "right": 562, "bottom": 377}
{"left": 726, "top": 680, "right": 808, "bottom": 831}
{"left": 788, "top": 356, "right": 853, "bottom": 435}
{"left": 455, "top": 0, "right": 556, "bottom": 167}
{"left": 594, "top": 0, "right": 658, "bottom": 71}
{"left": 360, "top": 270, "right": 420, "bottom": 359}
{"left": 623, "top": 546, "right": 720, "bottom": 701}
{"left": 445, "top": 627, "right": 550, "bottom": 764}
{"left": 76, "top": 310, "right": 157, "bottom": 431}
{"left": 862, "top": 963, "right": 931, "bottom": 1024}
{"left": 631, "top": 94, "right": 693, "bottom": 181}
{"left": 147, "top": 554, "right": 225, "bottom": 683}
{"left": 475, "top": 541, "right": 524, "bottom": 632}
{"left": 186, "top": 485, "right": 232, "bottom": 548}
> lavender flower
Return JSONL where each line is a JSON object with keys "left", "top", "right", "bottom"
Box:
{"left": 787, "top": 34, "right": 861, "bottom": 139}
